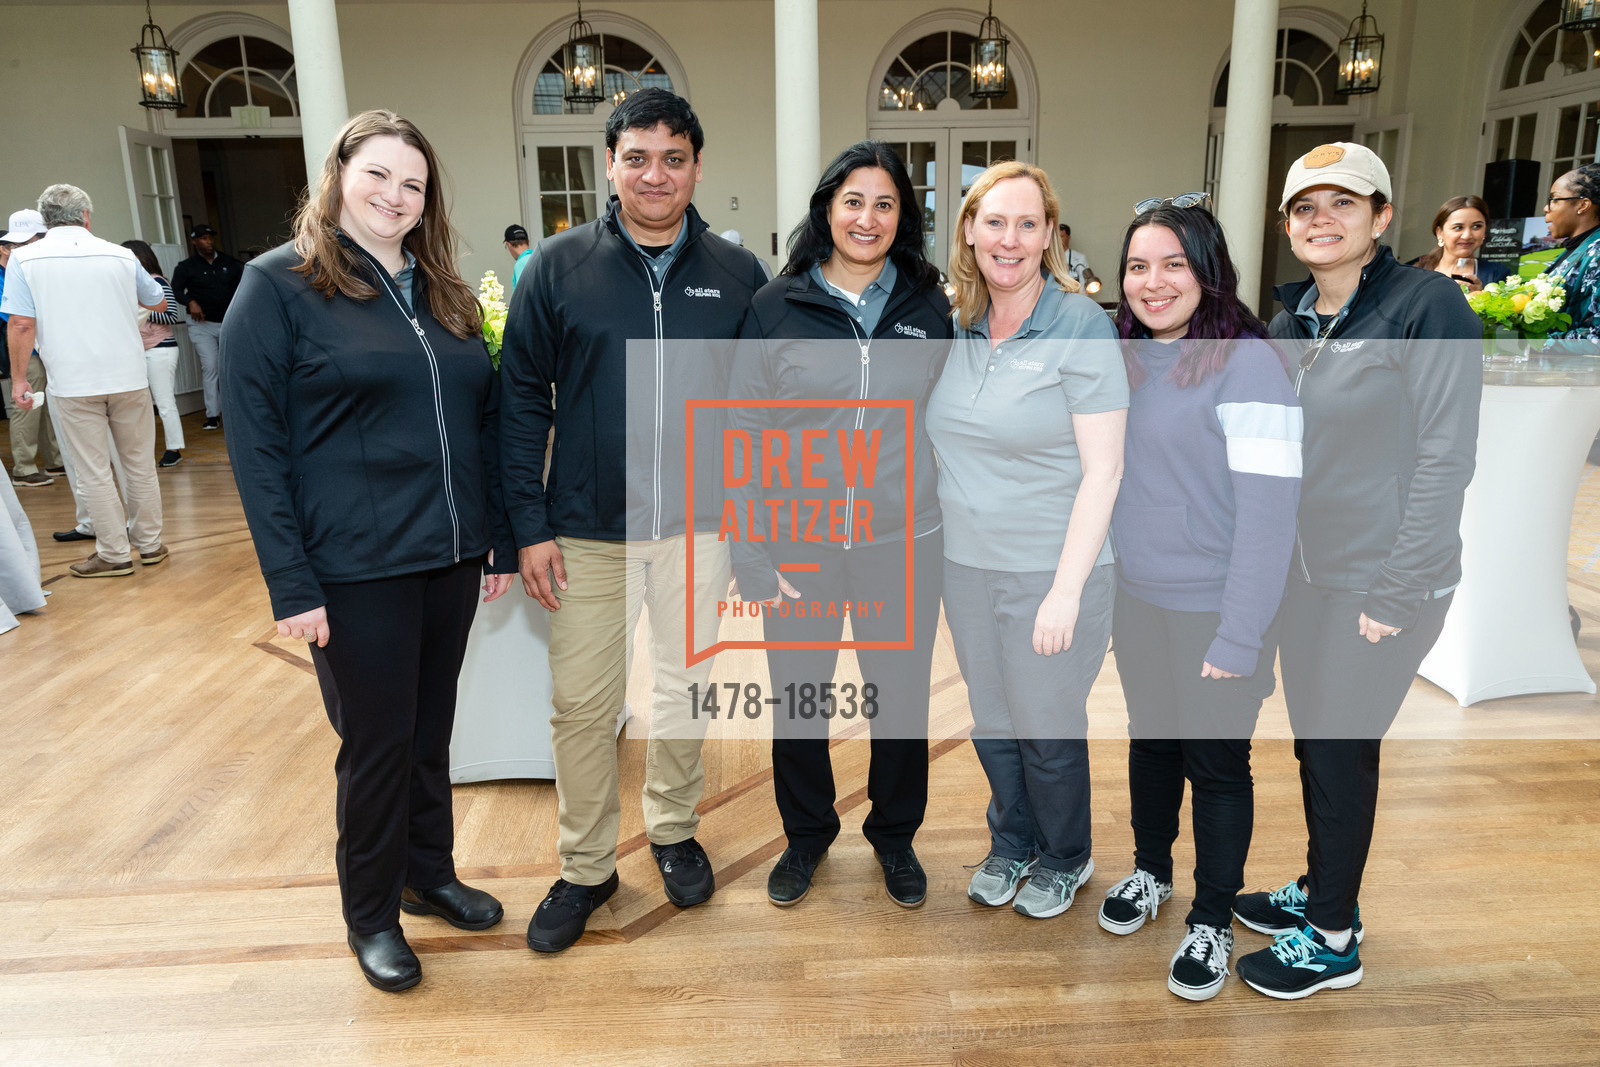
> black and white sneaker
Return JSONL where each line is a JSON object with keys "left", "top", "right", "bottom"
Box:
{"left": 1168, "top": 923, "right": 1234, "bottom": 1001}
{"left": 526, "top": 871, "right": 619, "bottom": 953}
{"left": 650, "top": 837, "right": 715, "bottom": 907}
{"left": 1234, "top": 880, "right": 1364, "bottom": 943}
{"left": 158, "top": 450, "right": 183, "bottom": 467}
{"left": 1098, "top": 868, "right": 1173, "bottom": 935}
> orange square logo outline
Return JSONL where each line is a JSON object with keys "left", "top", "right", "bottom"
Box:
{"left": 684, "top": 397, "right": 916, "bottom": 668}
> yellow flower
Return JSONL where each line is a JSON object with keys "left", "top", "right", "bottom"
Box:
{"left": 1511, "top": 293, "right": 1530, "bottom": 313}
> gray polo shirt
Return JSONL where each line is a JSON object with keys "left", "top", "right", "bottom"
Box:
{"left": 926, "top": 279, "right": 1128, "bottom": 572}
{"left": 808, "top": 257, "right": 898, "bottom": 335}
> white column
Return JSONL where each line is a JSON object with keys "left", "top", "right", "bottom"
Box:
{"left": 773, "top": 0, "right": 821, "bottom": 250}
{"left": 1215, "top": 0, "right": 1279, "bottom": 312}
{"left": 286, "top": 0, "right": 351, "bottom": 187}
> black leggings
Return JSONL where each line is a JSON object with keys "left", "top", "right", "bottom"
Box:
{"left": 307, "top": 559, "right": 481, "bottom": 934}
{"left": 1112, "top": 588, "right": 1270, "bottom": 927}
{"left": 1277, "top": 578, "right": 1453, "bottom": 929}
{"left": 764, "top": 531, "right": 943, "bottom": 854}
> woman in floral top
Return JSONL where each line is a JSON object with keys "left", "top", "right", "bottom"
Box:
{"left": 1542, "top": 163, "right": 1600, "bottom": 344}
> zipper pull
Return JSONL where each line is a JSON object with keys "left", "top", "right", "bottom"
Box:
{"left": 411, "top": 318, "right": 424, "bottom": 337}
{"left": 860, "top": 343, "right": 870, "bottom": 364}
{"left": 653, "top": 291, "right": 662, "bottom": 312}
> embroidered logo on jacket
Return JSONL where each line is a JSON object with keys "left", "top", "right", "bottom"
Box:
{"left": 684, "top": 286, "right": 722, "bottom": 298}
{"left": 1329, "top": 340, "right": 1365, "bottom": 353}
{"left": 893, "top": 322, "right": 928, "bottom": 338}
{"left": 1008, "top": 358, "right": 1046, "bottom": 371}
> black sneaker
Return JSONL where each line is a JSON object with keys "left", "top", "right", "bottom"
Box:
{"left": 767, "top": 847, "right": 825, "bottom": 907}
{"left": 1237, "top": 925, "right": 1362, "bottom": 1000}
{"left": 1168, "top": 923, "right": 1234, "bottom": 1001}
{"left": 1234, "top": 880, "right": 1364, "bottom": 943}
{"left": 158, "top": 450, "right": 183, "bottom": 467}
{"left": 876, "top": 848, "right": 927, "bottom": 908}
{"left": 1098, "top": 868, "right": 1173, "bottom": 935}
{"left": 650, "top": 837, "right": 715, "bottom": 907}
{"left": 202, "top": 417, "right": 220, "bottom": 430}
{"left": 525, "top": 871, "right": 619, "bottom": 953}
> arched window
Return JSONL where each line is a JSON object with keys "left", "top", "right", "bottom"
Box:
{"left": 866, "top": 14, "right": 1036, "bottom": 268}
{"left": 158, "top": 14, "right": 301, "bottom": 134}
{"left": 1212, "top": 29, "right": 1342, "bottom": 109}
{"left": 512, "top": 14, "right": 689, "bottom": 242}
{"left": 177, "top": 34, "right": 298, "bottom": 120}
{"left": 877, "top": 30, "right": 1018, "bottom": 113}
{"left": 1484, "top": 0, "right": 1600, "bottom": 192}
{"left": 529, "top": 33, "right": 674, "bottom": 116}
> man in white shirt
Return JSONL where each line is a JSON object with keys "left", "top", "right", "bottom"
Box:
{"left": 2, "top": 184, "right": 170, "bottom": 577}
{"left": 1058, "top": 222, "right": 1093, "bottom": 286}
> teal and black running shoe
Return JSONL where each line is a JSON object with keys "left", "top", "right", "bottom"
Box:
{"left": 1236, "top": 925, "right": 1363, "bottom": 1000}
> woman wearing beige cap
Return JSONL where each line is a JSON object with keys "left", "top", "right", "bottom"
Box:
{"left": 1230, "top": 142, "right": 1481, "bottom": 1000}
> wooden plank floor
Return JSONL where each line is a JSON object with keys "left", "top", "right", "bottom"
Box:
{"left": 1, "top": 444, "right": 1598, "bottom": 1065}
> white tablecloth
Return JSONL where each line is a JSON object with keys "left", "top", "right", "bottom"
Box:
{"left": 449, "top": 580, "right": 557, "bottom": 782}
{"left": 1419, "top": 377, "right": 1600, "bottom": 706}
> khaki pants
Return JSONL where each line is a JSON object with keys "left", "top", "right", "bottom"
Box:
{"left": 548, "top": 533, "right": 729, "bottom": 884}
{"left": 50, "top": 389, "right": 163, "bottom": 564}
{"left": 4, "top": 355, "right": 62, "bottom": 477}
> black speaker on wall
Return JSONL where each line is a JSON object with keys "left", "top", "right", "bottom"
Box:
{"left": 1483, "top": 159, "right": 1541, "bottom": 219}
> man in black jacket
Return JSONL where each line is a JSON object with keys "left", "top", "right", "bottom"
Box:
{"left": 170, "top": 224, "right": 242, "bottom": 429}
{"left": 499, "top": 89, "right": 766, "bottom": 952}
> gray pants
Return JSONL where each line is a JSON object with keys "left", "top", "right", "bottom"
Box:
{"left": 944, "top": 560, "right": 1115, "bottom": 872}
{"left": 189, "top": 320, "right": 222, "bottom": 418}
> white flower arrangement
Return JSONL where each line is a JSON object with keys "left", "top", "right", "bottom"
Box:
{"left": 478, "top": 270, "right": 508, "bottom": 368}
{"left": 1466, "top": 272, "right": 1570, "bottom": 339}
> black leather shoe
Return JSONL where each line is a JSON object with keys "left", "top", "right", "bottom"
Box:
{"left": 347, "top": 926, "right": 421, "bottom": 992}
{"left": 766, "top": 847, "right": 826, "bottom": 907}
{"left": 877, "top": 848, "right": 927, "bottom": 908}
{"left": 53, "top": 529, "right": 93, "bottom": 542}
{"left": 526, "top": 871, "right": 619, "bottom": 953}
{"left": 400, "top": 879, "right": 504, "bottom": 930}
{"left": 650, "top": 837, "right": 715, "bottom": 907}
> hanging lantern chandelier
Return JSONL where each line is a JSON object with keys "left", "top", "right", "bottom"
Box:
{"left": 970, "top": 0, "right": 1010, "bottom": 101}
{"left": 562, "top": 0, "right": 604, "bottom": 106}
{"left": 1335, "top": 0, "right": 1384, "bottom": 96}
{"left": 131, "top": 0, "right": 183, "bottom": 110}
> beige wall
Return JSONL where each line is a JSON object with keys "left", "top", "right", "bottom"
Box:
{"left": 0, "top": 0, "right": 1527, "bottom": 304}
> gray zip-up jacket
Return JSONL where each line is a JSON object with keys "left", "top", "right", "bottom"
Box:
{"left": 1268, "top": 245, "right": 1482, "bottom": 630}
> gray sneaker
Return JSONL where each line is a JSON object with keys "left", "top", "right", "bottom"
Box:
{"left": 1011, "top": 857, "right": 1094, "bottom": 919}
{"left": 967, "top": 853, "right": 1039, "bottom": 907}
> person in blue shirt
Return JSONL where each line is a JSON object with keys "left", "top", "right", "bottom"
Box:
{"left": 504, "top": 224, "right": 532, "bottom": 289}
{"left": 1097, "top": 198, "right": 1301, "bottom": 1002}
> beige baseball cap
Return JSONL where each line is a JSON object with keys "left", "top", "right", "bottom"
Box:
{"left": 1279, "top": 142, "right": 1392, "bottom": 212}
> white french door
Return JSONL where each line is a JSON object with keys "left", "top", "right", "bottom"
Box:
{"left": 519, "top": 132, "right": 612, "bottom": 244}
{"left": 873, "top": 126, "right": 1033, "bottom": 273}
{"left": 119, "top": 126, "right": 201, "bottom": 399}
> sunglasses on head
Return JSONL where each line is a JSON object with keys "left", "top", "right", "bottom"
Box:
{"left": 1133, "top": 192, "right": 1211, "bottom": 215}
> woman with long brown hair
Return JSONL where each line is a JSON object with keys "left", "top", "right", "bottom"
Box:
{"left": 1409, "top": 194, "right": 1508, "bottom": 290}
{"left": 222, "top": 110, "right": 516, "bottom": 992}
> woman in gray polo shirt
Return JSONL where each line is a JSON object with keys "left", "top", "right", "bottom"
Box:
{"left": 927, "top": 160, "right": 1128, "bottom": 920}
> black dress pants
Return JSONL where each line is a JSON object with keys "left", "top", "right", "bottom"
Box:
{"left": 764, "top": 531, "right": 942, "bottom": 855}
{"left": 1277, "top": 578, "right": 1453, "bottom": 930}
{"left": 1112, "top": 587, "right": 1270, "bottom": 928}
{"left": 307, "top": 559, "right": 482, "bottom": 935}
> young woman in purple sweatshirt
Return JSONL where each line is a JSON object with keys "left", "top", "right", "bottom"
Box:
{"left": 1096, "top": 200, "right": 1302, "bottom": 1002}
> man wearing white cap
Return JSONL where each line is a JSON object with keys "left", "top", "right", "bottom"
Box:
{"left": 2, "top": 184, "right": 170, "bottom": 578}
{"left": 0, "top": 209, "right": 62, "bottom": 488}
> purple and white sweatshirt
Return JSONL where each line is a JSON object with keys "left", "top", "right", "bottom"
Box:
{"left": 1111, "top": 338, "right": 1302, "bottom": 677}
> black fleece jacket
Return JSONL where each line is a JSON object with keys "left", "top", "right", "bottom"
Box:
{"left": 727, "top": 267, "right": 953, "bottom": 603}
{"left": 1269, "top": 245, "right": 1482, "bottom": 630}
{"left": 498, "top": 199, "right": 766, "bottom": 546}
{"left": 222, "top": 239, "right": 514, "bottom": 620}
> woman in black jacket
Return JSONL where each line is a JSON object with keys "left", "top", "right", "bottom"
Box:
{"left": 729, "top": 141, "right": 952, "bottom": 910}
{"left": 222, "top": 110, "right": 515, "bottom": 993}
{"left": 1231, "top": 143, "right": 1481, "bottom": 1001}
